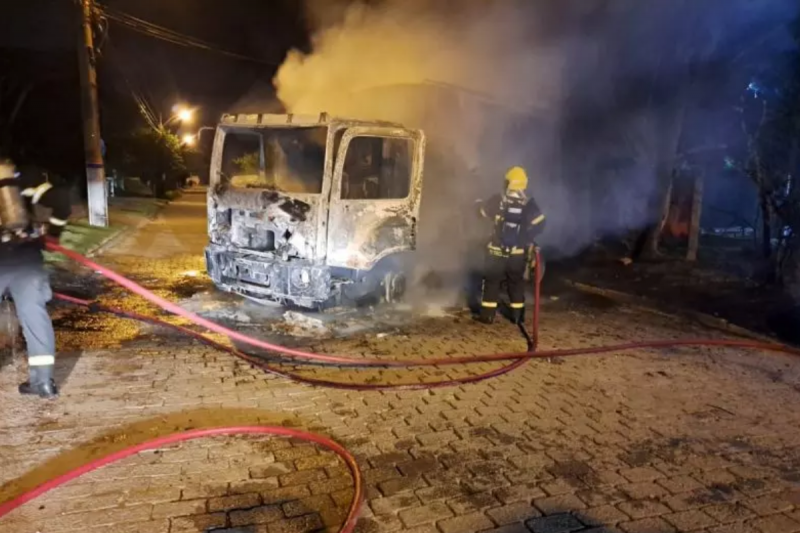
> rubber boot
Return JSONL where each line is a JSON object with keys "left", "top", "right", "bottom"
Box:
{"left": 477, "top": 306, "right": 496, "bottom": 324}
{"left": 510, "top": 308, "right": 525, "bottom": 325}
{"left": 19, "top": 365, "right": 59, "bottom": 399}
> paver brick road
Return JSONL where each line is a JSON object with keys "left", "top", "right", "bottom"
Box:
{"left": 1, "top": 191, "right": 799, "bottom": 533}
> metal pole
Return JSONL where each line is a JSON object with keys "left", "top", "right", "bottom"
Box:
{"left": 77, "top": 0, "right": 108, "bottom": 227}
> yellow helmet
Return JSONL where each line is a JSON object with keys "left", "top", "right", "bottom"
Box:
{"left": 505, "top": 166, "right": 528, "bottom": 191}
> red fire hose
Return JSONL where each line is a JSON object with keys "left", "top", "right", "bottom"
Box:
{"left": 0, "top": 426, "right": 364, "bottom": 533}
{"left": 50, "top": 246, "right": 543, "bottom": 390}
{"left": 2, "top": 244, "right": 798, "bottom": 532}
{"left": 53, "top": 289, "right": 529, "bottom": 391}
{"left": 45, "top": 243, "right": 800, "bottom": 368}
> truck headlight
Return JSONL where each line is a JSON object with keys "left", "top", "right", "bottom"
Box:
{"left": 291, "top": 267, "right": 311, "bottom": 289}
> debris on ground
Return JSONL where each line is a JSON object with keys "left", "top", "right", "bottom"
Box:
{"left": 279, "top": 311, "right": 329, "bottom": 337}
{"left": 212, "top": 309, "right": 252, "bottom": 323}
{"left": 178, "top": 293, "right": 259, "bottom": 323}
{"left": 422, "top": 305, "right": 453, "bottom": 318}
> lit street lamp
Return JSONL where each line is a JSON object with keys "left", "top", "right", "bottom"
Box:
{"left": 165, "top": 103, "right": 195, "bottom": 126}
{"left": 177, "top": 108, "right": 193, "bottom": 123}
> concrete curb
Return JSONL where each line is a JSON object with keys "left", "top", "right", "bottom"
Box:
{"left": 85, "top": 200, "right": 168, "bottom": 258}
{"left": 564, "top": 279, "right": 779, "bottom": 344}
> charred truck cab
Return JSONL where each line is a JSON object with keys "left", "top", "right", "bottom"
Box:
{"left": 205, "top": 113, "right": 426, "bottom": 309}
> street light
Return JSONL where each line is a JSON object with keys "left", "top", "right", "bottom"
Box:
{"left": 167, "top": 103, "right": 194, "bottom": 126}
{"left": 177, "top": 108, "right": 193, "bottom": 123}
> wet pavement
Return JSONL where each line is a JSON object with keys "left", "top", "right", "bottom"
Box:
{"left": 1, "top": 189, "right": 800, "bottom": 533}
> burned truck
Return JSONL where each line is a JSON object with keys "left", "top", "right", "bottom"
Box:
{"left": 205, "top": 113, "right": 426, "bottom": 308}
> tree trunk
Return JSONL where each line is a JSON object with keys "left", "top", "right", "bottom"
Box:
{"left": 642, "top": 98, "right": 688, "bottom": 258}
{"left": 686, "top": 171, "right": 704, "bottom": 261}
{"left": 770, "top": 140, "right": 799, "bottom": 284}
{"left": 774, "top": 240, "right": 789, "bottom": 286}
{"left": 643, "top": 174, "right": 674, "bottom": 257}
{"left": 759, "top": 193, "right": 772, "bottom": 259}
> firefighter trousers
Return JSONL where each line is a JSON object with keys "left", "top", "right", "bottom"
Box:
{"left": 0, "top": 263, "right": 56, "bottom": 367}
{"left": 481, "top": 252, "right": 528, "bottom": 312}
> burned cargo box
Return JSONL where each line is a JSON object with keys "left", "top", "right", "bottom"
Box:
{"left": 205, "top": 113, "right": 426, "bottom": 308}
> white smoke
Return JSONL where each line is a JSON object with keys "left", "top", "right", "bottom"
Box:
{"left": 273, "top": 0, "right": 567, "bottom": 301}
{"left": 269, "top": 0, "right": 797, "bottom": 299}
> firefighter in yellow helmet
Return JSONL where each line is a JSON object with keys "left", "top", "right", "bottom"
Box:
{"left": 476, "top": 166, "right": 546, "bottom": 324}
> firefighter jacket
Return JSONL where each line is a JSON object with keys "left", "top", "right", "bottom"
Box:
{"left": 479, "top": 191, "right": 546, "bottom": 257}
{"left": 0, "top": 166, "right": 71, "bottom": 266}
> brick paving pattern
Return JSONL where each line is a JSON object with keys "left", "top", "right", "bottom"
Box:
{"left": 1, "top": 191, "right": 799, "bottom": 533}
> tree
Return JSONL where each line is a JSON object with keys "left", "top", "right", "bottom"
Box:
{"left": 567, "top": 0, "right": 725, "bottom": 260}
{"left": 636, "top": 2, "right": 726, "bottom": 258}
{"left": 584, "top": 0, "right": 787, "bottom": 260}
{"left": 233, "top": 152, "right": 260, "bottom": 175}
{"left": 108, "top": 126, "right": 189, "bottom": 198}
{"left": 686, "top": 166, "right": 704, "bottom": 261}
{"left": 725, "top": 14, "right": 800, "bottom": 284}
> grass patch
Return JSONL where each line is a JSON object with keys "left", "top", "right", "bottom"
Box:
{"left": 43, "top": 222, "right": 122, "bottom": 263}
{"left": 44, "top": 197, "right": 163, "bottom": 263}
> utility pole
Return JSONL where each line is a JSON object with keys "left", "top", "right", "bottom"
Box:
{"left": 77, "top": 0, "right": 108, "bottom": 227}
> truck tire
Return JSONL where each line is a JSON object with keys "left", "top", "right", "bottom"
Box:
{"left": 382, "top": 270, "right": 407, "bottom": 304}
{"left": 341, "top": 275, "right": 380, "bottom": 307}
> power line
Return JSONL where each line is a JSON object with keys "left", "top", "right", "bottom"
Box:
{"left": 102, "top": 35, "right": 161, "bottom": 131}
{"left": 102, "top": 8, "right": 272, "bottom": 64}
{"left": 95, "top": 4, "right": 279, "bottom": 66}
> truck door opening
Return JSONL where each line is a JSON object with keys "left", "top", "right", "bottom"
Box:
{"left": 341, "top": 136, "right": 412, "bottom": 201}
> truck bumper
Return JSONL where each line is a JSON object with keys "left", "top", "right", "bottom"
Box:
{"left": 205, "top": 244, "right": 334, "bottom": 307}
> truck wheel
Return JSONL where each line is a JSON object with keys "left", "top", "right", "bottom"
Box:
{"left": 342, "top": 276, "right": 380, "bottom": 308}
{"left": 383, "top": 271, "right": 407, "bottom": 304}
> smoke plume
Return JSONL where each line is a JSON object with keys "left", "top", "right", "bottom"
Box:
{"left": 274, "top": 0, "right": 568, "bottom": 300}
{"left": 272, "top": 0, "right": 797, "bottom": 301}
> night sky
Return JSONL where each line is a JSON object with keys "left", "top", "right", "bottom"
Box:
{"left": 0, "top": 0, "right": 308, "bottom": 174}
{"left": 1, "top": 0, "right": 796, "bottom": 183}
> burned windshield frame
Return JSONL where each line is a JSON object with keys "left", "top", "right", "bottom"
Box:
{"left": 220, "top": 126, "right": 327, "bottom": 195}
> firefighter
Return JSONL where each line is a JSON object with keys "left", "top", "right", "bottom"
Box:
{"left": 476, "top": 166, "right": 546, "bottom": 324}
{"left": 0, "top": 160, "right": 71, "bottom": 399}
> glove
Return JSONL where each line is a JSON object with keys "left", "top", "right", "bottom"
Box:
{"left": 528, "top": 245, "right": 540, "bottom": 266}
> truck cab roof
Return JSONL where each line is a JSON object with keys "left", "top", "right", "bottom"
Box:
{"left": 219, "top": 112, "right": 403, "bottom": 129}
